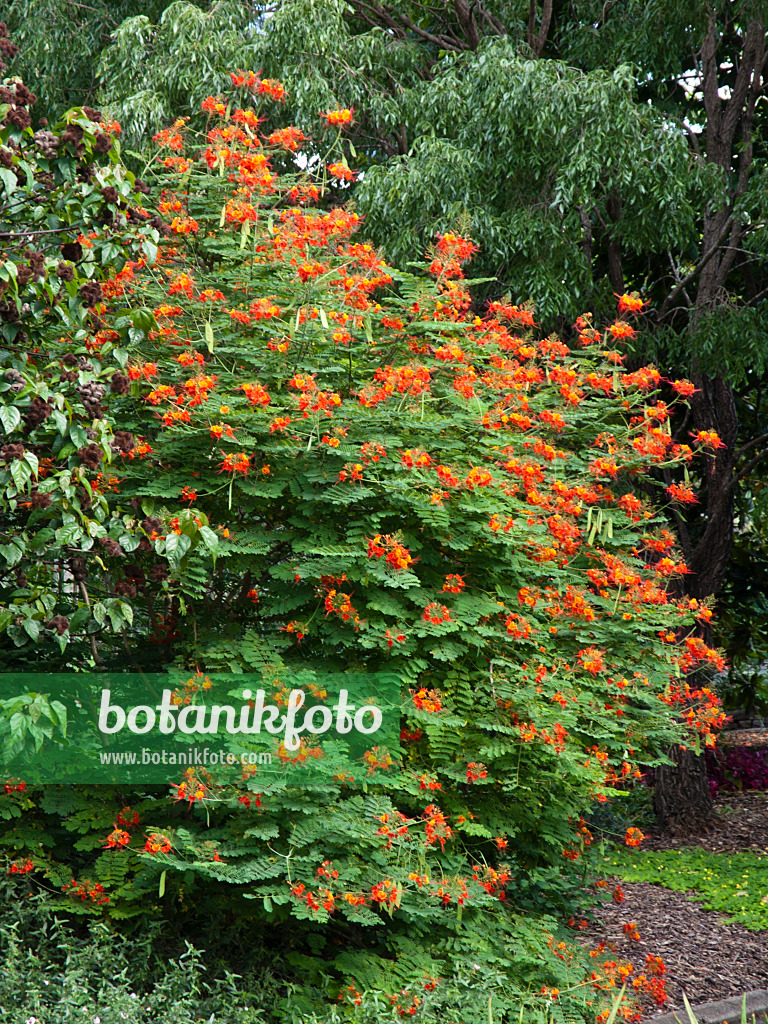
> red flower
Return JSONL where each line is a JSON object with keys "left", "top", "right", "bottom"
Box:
{"left": 328, "top": 163, "right": 357, "bottom": 182}
{"left": 319, "top": 108, "right": 355, "bottom": 127}
{"left": 466, "top": 762, "right": 487, "bottom": 782}
{"left": 671, "top": 379, "right": 697, "bottom": 397}
{"left": 625, "top": 827, "right": 645, "bottom": 847}
{"left": 442, "top": 574, "right": 465, "bottom": 593}
{"left": 103, "top": 828, "right": 131, "bottom": 849}
{"left": 615, "top": 292, "right": 647, "bottom": 315}
{"left": 220, "top": 452, "right": 250, "bottom": 475}
{"left": 258, "top": 79, "right": 286, "bottom": 101}
{"left": 116, "top": 806, "right": 140, "bottom": 827}
{"left": 8, "top": 858, "right": 34, "bottom": 874}
{"left": 666, "top": 482, "right": 698, "bottom": 504}
{"left": 144, "top": 833, "right": 172, "bottom": 854}
{"left": 691, "top": 429, "right": 725, "bottom": 449}
{"left": 268, "top": 126, "right": 306, "bottom": 151}
{"left": 577, "top": 646, "right": 604, "bottom": 674}
{"left": 423, "top": 602, "right": 450, "bottom": 625}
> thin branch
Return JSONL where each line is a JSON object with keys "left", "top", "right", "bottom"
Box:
{"left": 533, "top": 0, "right": 553, "bottom": 56}
{"left": 78, "top": 581, "right": 103, "bottom": 667}
{"left": 747, "top": 284, "right": 768, "bottom": 306}
{"left": 718, "top": 19, "right": 764, "bottom": 156}
{"left": 734, "top": 432, "right": 768, "bottom": 459}
{"left": 658, "top": 213, "right": 734, "bottom": 320}
{"left": 729, "top": 447, "right": 768, "bottom": 490}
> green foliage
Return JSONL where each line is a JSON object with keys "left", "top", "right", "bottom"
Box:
{"left": 609, "top": 844, "right": 768, "bottom": 932}
{"left": 0, "top": 874, "right": 606, "bottom": 1024}
{"left": 586, "top": 783, "right": 655, "bottom": 845}
{"left": 4, "top": 0, "right": 209, "bottom": 123}
{"left": 0, "top": 879, "right": 269, "bottom": 1023}
{"left": 96, "top": 0, "right": 261, "bottom": 154}
{"left": 95, "top": 1, "right": 707, "bottom": 320}
{"left": 0, "top": 64, "right": 159, "bottom": 661}
{"left": 0, "top": 71, "right": 724, "bottom": 1019}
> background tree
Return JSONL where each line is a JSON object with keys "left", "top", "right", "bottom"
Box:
{"left": 4, "top": 0, "right": 210, "bottom": 122}
{"left": 0, "top": 20, "right": 161, "bottom": 659}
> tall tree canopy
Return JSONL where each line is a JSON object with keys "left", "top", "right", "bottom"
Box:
{"left": 4, "top": 0, "right": 210, "bottom": 120}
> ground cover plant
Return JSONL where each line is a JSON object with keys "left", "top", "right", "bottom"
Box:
{"left": 706, "top": 745, "right": 768, "bottom": 795}
{"left": 609, "top": 847, "right": 768, "bottom": 933}
{"left": 0, "top": 878, "right": 268, "bottom": 1024}
{"left": 0, "top": 52, "right": 728, "bottom": 1023}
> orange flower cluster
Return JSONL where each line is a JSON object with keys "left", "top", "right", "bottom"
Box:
{"left": 465, "top": 762, "right": 487, "bottom": 782}
{"left": 422, "top": 804, "right": 452, "bottom": 850}
{"left": 442, "top": 574, "right": 465, "bottom": 593}
{"left": 578, "top": 646, "right": 605, "bottom": 675}
{"left": 328, "top": 162, "right": 356, "bottom": 182}
{"left": 359, "top": 364, "right": 431, "bottom": 406}
{"left": 220, "top": 452, "right": 250, "bottom": 475}
{"left": 412, "top": 688, "right": 441, "bottom": 713}
{"left": 8, "top": 858, "right": 34, "bottom": 874}
{"left": 170, "top": 770, "right": 207, "bottom": 805}
{"left": 227, "top": 71, "right": 286, "bottom": 101}
{"left": 367, "top": 534, "right": 415, "bottom": 571}
{"left": 320, "top": 108, "right": 355, "bottom": 127}
{"left": 616, "top": 292, "right": 647, "bottom": 315}
{"left": 103, "top": 828, "right": 131, "bottom": 849}
{"left": 62, "top": 878, "right": 109, "bottom": 904}
{"left": 324, "top": 588, "right": 359, "bottom": 624}
{"left": 401, "top": 448, "right": 431, "bottom": 469}
{"left": 423, "top": 602, "right": 451, "bottom": 625}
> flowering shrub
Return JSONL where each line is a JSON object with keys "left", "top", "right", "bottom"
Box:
{"left": 0, "top": 70, "right": 727, "bottom": 1021}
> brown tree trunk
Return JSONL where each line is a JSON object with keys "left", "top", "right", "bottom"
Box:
{"left": 653, "top": 745, "right": 714, "bottom": 834}
{"left": 651, "top": 13, "right": 764, "bottom": 835}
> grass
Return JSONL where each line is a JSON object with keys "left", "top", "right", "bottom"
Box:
{"left": 607, "top": 846, "right": 768, "bottom": 931}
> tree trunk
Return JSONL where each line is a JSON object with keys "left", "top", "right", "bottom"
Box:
{"left": 653, "top": 745, "right": 714, "bottom": 834}
{"left": 651, "top": 13, "right": 764, "bottom": 836}
{"left": 649, "top": 373, "right": 731, "bottom": 834}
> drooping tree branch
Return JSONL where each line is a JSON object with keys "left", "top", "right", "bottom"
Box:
{"left": 346, "top": 0, "right": 507, "bottom": 52}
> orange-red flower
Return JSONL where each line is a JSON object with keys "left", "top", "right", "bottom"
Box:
{"left": 577, "top": 646, "right": 604, "bottom": 674}
{"left": 692, "top": 429, "right": 725, "bottom": 449}
{"left": 103, "top": 828, "right": 131, "bottom": 849}
{"left": 144, "top": 833, "right": 172, "bottom": 854}
{"left": 442, "top": 574, "right": 465, "bottom": 593}
{"left": 328, "top": 162, "right": 357, "bottom": 182}
{"left": 625, "top": 827, "right": 645, "bottom": 847}
{"left": 671, "top": 379, "right": 697, "bottom": 397}
{"left": 320, "top": 108, "right": 355, "bottom": 127}
{"left": 666, "top": 482, "right": 698, "bottom": 504}
{"left": 268, "top": 126, "right": 306, "bottom": 151}
{"left": 220, "top": 452, "right": 250, "bottom": 475}
{"left": 615, "top": 292, "right": 647, "bottom": 315}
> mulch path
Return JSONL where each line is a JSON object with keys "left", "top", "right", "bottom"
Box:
{"left": 643, "top": 789, "right": 768, "bottom": 854}
{"left": 719, "top": 729, "right": 768, "bottom": 750}
{"left": 579, "top": 790, "right": 768, "bottom": 1020}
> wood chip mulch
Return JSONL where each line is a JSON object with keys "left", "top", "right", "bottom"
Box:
{"left": 580, "top": 882, "right": 768, "bottom": 1020}
{"left": 643, "top": 789, "right": 768, "bottom": 854}
{"left": 578, "top": 791, "right": 768, "bottom": 1020}
{"left": 719, "top": 729, "right": 768, "bottom": 750}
